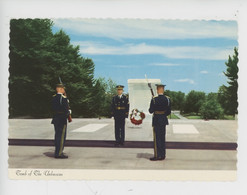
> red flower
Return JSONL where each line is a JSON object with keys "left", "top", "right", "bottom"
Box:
{"left": 140, "top": 112, "right": 145, "bottom": 119}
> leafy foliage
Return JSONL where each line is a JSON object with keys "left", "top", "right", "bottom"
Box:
{"left": 200, "top": 93, "right": 224, "bottom": 119}
{"left": 165, "top": 90, "right": 185, "bottom": 111}
{"left": 9, "top": 19, "right": 55, "bottom": 117}
{"left": 218, "top": 47, "right": 238, "bottom": 116}
{"left": 91, "top": 77, "right": 117, "bottom": 118}
{"left": 183, "top": 90, "right": 206, "bottom": 114}
{"left": 9, "top": 19, "right": 112, "bottom": 118}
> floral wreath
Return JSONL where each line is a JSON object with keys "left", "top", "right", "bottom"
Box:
{"left": 130, "top": 108, "right": 146, "bottom": 125}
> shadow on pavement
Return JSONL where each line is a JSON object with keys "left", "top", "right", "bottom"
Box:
{"left": 43, "top": 152, "right": 55, "bottom": 158}
{"left": 136, "top": 153, "right": 153, "bottom": 159}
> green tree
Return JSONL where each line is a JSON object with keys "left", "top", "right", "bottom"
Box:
{"left": 63, "top": 58, "right": 96, "bottom": 118}
{"left": 92, "top": 77, "right": 117, "bottom": 117}
{"left": 165, "top": 90, "right": 185, "bottom": 111}
{"left": 9, "top": 19, "right": 98, "bottom": 118}
{"left": 183, "top": 90, "right": 206, "bottom": 114}
{"left": 9, "top": 19, "right": 54, "bottom": 117}
{"left": 200, "top": 93, "right": 224, "bottom": 119}
{"left": 218, "top": 47, "right": 238, "bottom": 116}
{"left": 217, "top": 85, "right": 227, "bottom": 113}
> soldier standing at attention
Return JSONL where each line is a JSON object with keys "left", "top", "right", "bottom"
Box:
{"left": 149, "top": 84, "right": 171, "bottom": 161}
{"left": 51, "top": 84, "right": 71, "bottom": 159}
{"left": 111, "top": 85, "right": 130, "bottom": 146}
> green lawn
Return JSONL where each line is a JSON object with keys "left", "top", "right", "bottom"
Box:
{"left": 223, "top": 115, "right": 236, "bottom": 120}
{"left": 169, "top": 113, "right": 180, "bottom": 119}
{"left": 181, "top": 113, "right": 236, "bottom": 120}
{"left": 186, "top": 115, "right": 202, "bottom": 119}
{"left": 181, "top": 113, "right": 202, "bottom": 119}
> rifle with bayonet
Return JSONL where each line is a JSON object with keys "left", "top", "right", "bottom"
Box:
{"left": 145, "top": 74, "right": 154, "bottom": 97}
{"left": 59, "top": 77, "right": 72, "bottom": 123}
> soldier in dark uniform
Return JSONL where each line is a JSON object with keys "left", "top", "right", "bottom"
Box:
{"left": 111, "top": 85, "right": 130, "bottom": 146}
{"left": 149, "top": 84, "right": 171, "bottom": 161}
{"left": 51, "top": 84, "right": 71, "bottom": 159}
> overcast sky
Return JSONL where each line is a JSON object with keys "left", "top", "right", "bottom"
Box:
{"left": 53, "top": 19, "right": 238, "bottom": 94}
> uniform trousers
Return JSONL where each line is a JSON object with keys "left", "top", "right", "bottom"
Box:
{"left": 153, "top": 125, "right": 166, "bottom": 158}
{"left": 54, "top": 122, "right": 67, "bottom": 156}
{"left": 114, "top": 117, "right": 125, "bottom": 144}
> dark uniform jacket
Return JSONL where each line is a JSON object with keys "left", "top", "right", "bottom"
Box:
{"left": 51, "top": 93, "right": 69, "bottom": 125}
{"left": 149, "top": 95, "right": 171, "bottom": 126}
{"left": 111, "top": 94, "right": 130, "bottom": 119}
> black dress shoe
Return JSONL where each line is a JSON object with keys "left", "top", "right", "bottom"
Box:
{"left": 114, "top": 142, "right": 120, "bottom": 147}
{"left": 55, "top": 154, "right": 68, "bottom": 159}
{"left": 150, "top": 157, "right": 158, "bottom": 161}
{"left": 120, "top": 142, "right": 124, "bottom": 146}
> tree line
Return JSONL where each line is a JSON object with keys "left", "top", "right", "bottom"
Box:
{"left": 9, "top": 19, "right": 116, "bottom": 118}
{"left": 165, "top": 47, "right": 238, "bottom": 119}
{"left": 9, "top": 19, "right": 238, "bottom": 120}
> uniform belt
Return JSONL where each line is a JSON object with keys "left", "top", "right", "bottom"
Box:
{"left": 154, "top": 111, "right": 166, "bottom": 114}
{"left": 116, "top": 107, "right": 126, "bottom": 110}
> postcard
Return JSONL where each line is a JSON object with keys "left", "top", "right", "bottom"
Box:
{"left": 7, "top": 18, "right": 238, "bottom": 181}
{"left": 1, "top": 0, "right": 247, "bottom": 195}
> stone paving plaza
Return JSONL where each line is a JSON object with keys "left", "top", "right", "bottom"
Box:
{"left": 8, "top": 116, "right": 237, "bottom": 171}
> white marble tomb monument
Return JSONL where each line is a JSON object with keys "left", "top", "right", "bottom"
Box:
{"left": 128, "top": 79, "right": 161, "bottom": 121}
